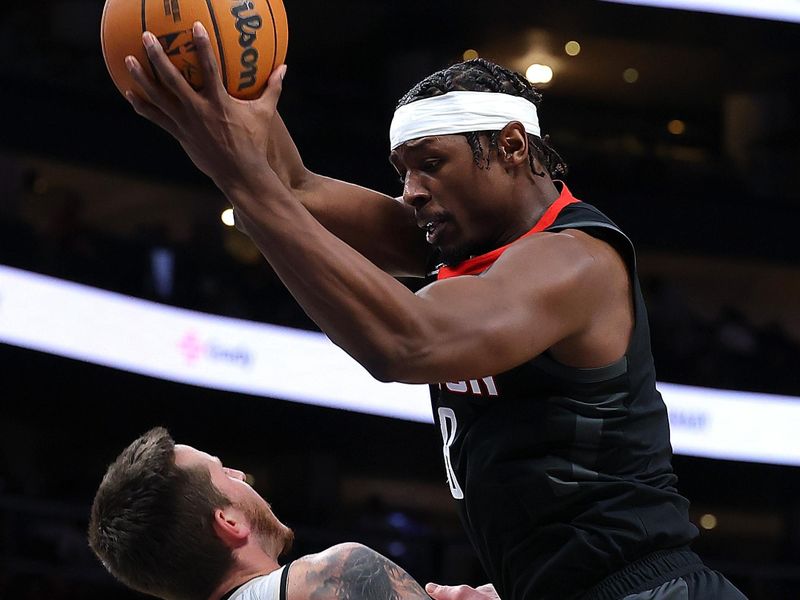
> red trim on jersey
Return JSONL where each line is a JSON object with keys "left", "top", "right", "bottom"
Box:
{"left": 436, "top": 182, "right": 581, "bottom": 280}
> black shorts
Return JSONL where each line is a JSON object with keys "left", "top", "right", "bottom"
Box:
{"left": 620, "top": 568, "right": 747, "bottom": 599}
{"left": 583, "top": 548, "right": 748, "bottom": 600}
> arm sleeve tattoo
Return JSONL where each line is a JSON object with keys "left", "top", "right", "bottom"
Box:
{"left": 306, "top": 543, "right": 430, "bottom": 600}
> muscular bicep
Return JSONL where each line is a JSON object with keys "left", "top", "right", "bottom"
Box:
{"left": 289, "top": 542, "right": 430, "bottom": 600}
{"left": 391, "top": 232, "right": 621, "bottom": 383}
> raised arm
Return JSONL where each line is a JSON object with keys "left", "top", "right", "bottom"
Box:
{"left": 266, "top": 114, "right": 430, "bottom": 276}
{"left": 288, "top": 542, "right": 430, "bottom": 600}
{"left": 124, "top": 25, "right": 631, "bottom": 384}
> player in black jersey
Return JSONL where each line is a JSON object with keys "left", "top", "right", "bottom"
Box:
{"left": 123, "top": 25, "right": 747, "bottom": 599}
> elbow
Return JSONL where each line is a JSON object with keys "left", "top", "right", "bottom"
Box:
{"left": 289, "top": 166, "right": 314, "bottom": 193}
{"left": 360, "top": 338, "right": 429, "bottom": 384}
{"left": 292, "top": 168, "right": 324, "bottom": 197}
{"left": 361, "top": 353, "right": 401, "bottom": 383}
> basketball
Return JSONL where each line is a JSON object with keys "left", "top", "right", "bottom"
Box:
{"left": 100, "top": 0, "right": 288, "bottom": 100}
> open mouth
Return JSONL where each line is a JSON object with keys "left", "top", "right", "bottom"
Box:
{"left": 422, "top": 218, "right": 447, "bottom": 245}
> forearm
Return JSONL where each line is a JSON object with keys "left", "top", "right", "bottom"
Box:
{"left": 268, "top": 113, "right": 312, "bottom": 191}
{"left": 228, "top": 169, "right": 428, "bottom": 380}
{"left": 228, "top": 168, "right": 573, "bottom": 383}
{"left": 265, "top": 114, "right": 429, "bottom": 276}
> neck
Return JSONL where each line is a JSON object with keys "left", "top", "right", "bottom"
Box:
{"left": 208, "top": 553, "right": 281, "bottom": 600}
{"left": 527, "top": 172, "right": 561, "bottom": 222}
{"left": 496, "top": 173, "right": 560, "bottom": 248}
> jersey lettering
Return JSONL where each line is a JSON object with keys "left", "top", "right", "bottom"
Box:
{"left": 443, "top": 376, "right": 498, "bottom": 396}
{"left": 445, "top": 380, "right": 468, "bottom": 393}
{"left": 438, "top": 407, "right": 464, "bottom": 500}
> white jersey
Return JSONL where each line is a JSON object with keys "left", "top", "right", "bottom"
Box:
{"left": 226, "top": 564, "right": 290, "bottom": 600}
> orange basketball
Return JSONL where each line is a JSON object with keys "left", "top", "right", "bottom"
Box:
{"left": 100, "top": 0, "right": 288, "bottom": 100}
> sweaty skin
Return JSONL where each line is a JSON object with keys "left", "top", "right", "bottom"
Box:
{"left": 123, "top": 22, "right": 633, "bottom": 386}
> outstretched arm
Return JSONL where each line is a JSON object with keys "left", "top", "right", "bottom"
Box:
{"left": 289, "top": 542, "right": 430, "bottom": 600}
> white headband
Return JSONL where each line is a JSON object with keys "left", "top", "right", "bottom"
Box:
{"left": 389, "top": 91, "right": 541, "bottom": 150}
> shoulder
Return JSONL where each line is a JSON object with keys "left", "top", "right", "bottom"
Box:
{"left": 289, "top": 542, "right": 388, "bottom": 584}
{"left": 296, "top": 542, "right": 370, "bottom": 569}
{"left": 480, "top": 229, "right": 632, "bottom": 342}
{"left": 486, "top": 229, "right": 627, "bottom": 294}
{"left": 287, "top": 543, "right": 428, "bottom": 600}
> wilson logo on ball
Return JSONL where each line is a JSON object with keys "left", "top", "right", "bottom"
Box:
{"left": 231, "top": 1, "right": 263, "bottom": 92}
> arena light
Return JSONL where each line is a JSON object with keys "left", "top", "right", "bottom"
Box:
{"left": 564, "top": 41, "right": 581, "bottom": 57}
{"left": 668, "top": 119, "right": 686, "bottom": 135}
{"left": 600, "top": 0, "right": 800, "bottom": 24}
{"left": 525, "top": 63, "right": 554, "bottom": 84}
{"left": 623, "top": 67, "right": 640, "bottom": 83}
{"left": 221, "top": 208, "right": 236, "bottom": 227}
{"left": 700, "top": 513, "right": 718, "bottom": 530}
{"left": 3, "top": 263, "right": 800, "bottom": 467}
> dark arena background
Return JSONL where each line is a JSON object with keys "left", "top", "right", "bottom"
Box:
{"left": 1, "top": 1, "right": 800, "bottom": 598}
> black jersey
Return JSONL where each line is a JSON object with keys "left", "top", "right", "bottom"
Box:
{"left": 429, "top": 183, "right": 698, "bottom": 600}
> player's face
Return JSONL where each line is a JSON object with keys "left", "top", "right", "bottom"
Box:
{"left": 174, "top": 445, "right": 294, "bottom": 556}
{"left": 390, "top": 134, "right": 516, "bottom": 265}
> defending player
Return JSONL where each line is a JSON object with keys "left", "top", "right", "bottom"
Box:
{"left": 89, "top": 427, "right": 431, "bottom": 600}
{"left": 120, "top": 23, "right": 747, "bottom": 600}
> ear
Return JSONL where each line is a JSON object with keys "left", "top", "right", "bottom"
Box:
{"left": 212, "top": 507, "right": 251, "bottom": 548}
{"left": 497, "top": 122, "right": 528, "bottom": 165}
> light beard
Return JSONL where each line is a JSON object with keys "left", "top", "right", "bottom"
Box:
{"left": 240, "top": 499, "right": 295, "bottom": 559}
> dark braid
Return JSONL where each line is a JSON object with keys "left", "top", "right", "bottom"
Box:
{"left": 397, "top": 58, "right": 567, "bottom": 177}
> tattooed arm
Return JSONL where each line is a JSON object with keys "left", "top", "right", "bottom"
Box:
{"left": 288, "top": 542, "right": 431, "bottom": 600}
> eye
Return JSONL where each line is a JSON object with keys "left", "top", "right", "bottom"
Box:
{"left": 421, "top": 159, "right": 441, "bottom": 172}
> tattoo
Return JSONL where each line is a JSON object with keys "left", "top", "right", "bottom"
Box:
{"left": 307, "top": 544, "right": 430, "bottom": 600}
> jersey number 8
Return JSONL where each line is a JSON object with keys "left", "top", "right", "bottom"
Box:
{"left": 438, "top": 407, "right": 464, "bottom": 500}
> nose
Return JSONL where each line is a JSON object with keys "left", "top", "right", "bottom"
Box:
{"left": 225, "top": 467, "right": 246, "bottom": 481}
{"left": 401, "top": 172, "right": 430, "bottom": 210}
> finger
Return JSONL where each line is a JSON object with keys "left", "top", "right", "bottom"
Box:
{"left": 191, "top": 21, "right": 226, "bottom": 100}
{"left": 425, "top": 583, "right": 476, "bottom": 600}
{"left": 125, "top": 54, "right": 181, "bottom": 117}
{"left": 425, "top": 583, "right": 443, "bottom": 598}
{"left": 142, "top": 30, "right": 197, "bottom": 101}
{"left": 475, "top": 584, "right": 500, "bottom": 599}
{"left": 124, "top": 88, "right": 182, "bottom": 139}
{"left": 256, "top": 63, "right": 287, "bottom": 112}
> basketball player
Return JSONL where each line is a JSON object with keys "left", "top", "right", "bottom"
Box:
{"left": 89, "top": 427, "right": 431, "bottom": 600}
{"left": 121, "top": 22, "right": 748, "bottom": 599}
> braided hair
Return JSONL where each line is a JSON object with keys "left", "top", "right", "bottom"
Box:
{"left": 396, "top": 58, "right": 567, "bottom": 177}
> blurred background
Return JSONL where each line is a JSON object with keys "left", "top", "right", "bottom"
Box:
{"left": 1, "top": 0, "right": 799, "bottom": 598}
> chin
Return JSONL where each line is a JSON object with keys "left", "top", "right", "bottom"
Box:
{"left": 439, "top": 244, "right": 474, "bottom": 267}
{"left": 278, "top": 525, "right": 295, "bottom": 559}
